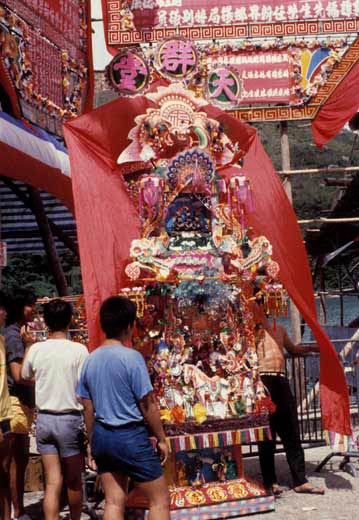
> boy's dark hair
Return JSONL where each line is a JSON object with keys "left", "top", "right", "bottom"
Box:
{"left": 6, "top": 288, "right": 36, "bottom": 325}
{"left": 100, "top": 296, "right": 137, "bottom": 339}
{"left": 0, "top": 290, "right": 6, "bottom": 309}
{"left": 43, "top": 299, "right": 73, "bottom": 332}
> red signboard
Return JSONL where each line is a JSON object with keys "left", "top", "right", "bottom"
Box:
{"left": 102, "top": 0, "right": 359, "bottom": 47}
{"left": 0, "top": 1, "right": 92, "bottom": 134}
{"left": 206, "top": 51, "right": 291, "bottom": 106}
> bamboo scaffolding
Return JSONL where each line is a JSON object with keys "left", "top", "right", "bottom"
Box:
{"left": 298, "top": 217, "right": 359, "bottom": 225}
{"left": 279, "top": 166, "right": 359, "bottom": 176}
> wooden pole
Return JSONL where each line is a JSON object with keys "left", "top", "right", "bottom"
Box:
{"left": 278, "top": 166, "right": 359, "bottom": 176}
{"left": 27, "top": 187, "right": 69, "bottom": 296}
{"left": 298, "top": 217, "right": 359, "bottom": 225}
{"left": 280, "top": 121, "right": 302, "bottom": 344}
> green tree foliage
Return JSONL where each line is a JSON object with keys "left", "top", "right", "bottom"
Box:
{"left": 1, "top": 251, "right": 82, "bottom": 297}
{"left": 253, "top": 122, "right": 357, "bottom": 219}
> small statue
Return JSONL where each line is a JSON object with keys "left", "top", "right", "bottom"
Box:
{"left": 212, "top": 454, "right": 227, "bottom": 482}
{"left": 225, "top": 453, "right": 238, "bottom": 480}
{"left": 176, "top": 460, "right": 188, "bottom": 487}
{"left": 191, "top": 456, "right": 205, "bottom": 487}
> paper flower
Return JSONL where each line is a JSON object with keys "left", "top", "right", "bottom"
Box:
{"left": 193, "top": 403, "right": 207, "bottom": 424}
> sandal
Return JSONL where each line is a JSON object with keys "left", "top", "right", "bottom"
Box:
{"left": 294, "top": 483, "right": 325, "bottom": 495}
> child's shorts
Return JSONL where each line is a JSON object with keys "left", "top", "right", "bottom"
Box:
{"left": 91, "top": 420, "right": 163, "bottom": 482}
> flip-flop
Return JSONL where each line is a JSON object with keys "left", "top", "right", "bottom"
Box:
{"left": 294, "top": 485, "right": 325, "bottom": 495}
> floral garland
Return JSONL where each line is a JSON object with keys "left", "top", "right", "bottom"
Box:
{"left": 0, "top": 2, "right": 88, "bottom": 122}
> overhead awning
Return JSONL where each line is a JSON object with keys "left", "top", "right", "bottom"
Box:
{"left": 0, "top": 111, "right": 73, "bottom": 212}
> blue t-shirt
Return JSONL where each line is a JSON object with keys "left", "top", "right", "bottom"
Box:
{"left": 77, "top": 344, "right": 153, "bottom": 426}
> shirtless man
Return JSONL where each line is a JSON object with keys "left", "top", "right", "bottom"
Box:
{"left": 255, "top": 303, "right": 324, "bottom": 495}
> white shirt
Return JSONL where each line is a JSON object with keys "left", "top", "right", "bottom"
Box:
{"left": 22, "top": 339, "right": 88, "bottom": 412}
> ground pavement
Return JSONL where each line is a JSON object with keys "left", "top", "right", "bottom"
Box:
{"left": 24, "top": 445, "right": 359, "bottom": 520}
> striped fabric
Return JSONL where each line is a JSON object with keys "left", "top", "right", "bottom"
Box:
{"left": 166, "top": 425, "right": 271, "bottom": 453}
{"left": 0, "top": 179, "right": 77, "bottom": 253}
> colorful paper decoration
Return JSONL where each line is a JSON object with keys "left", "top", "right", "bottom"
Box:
{"left": 207, "top": 68, "right": 242, "bottom": 108}
{"left": 154, "top": 36, "right": 199, "bottom": 80}
{"left": 0, "top": 1, "right": 90, "bottom": 128}
{"left": 106, "top": 49, "right": 150, "bottom": 97}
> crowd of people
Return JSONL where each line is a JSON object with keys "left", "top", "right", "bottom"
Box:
{"left": 0, "top": 289, "right": 324, "bottom": 520}
{"left": 0, "top": 291, "right": 170, "bottom": 520}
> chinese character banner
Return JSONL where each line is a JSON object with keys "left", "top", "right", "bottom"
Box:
{"left": 102, "top": 0, "right": 359, "bottom": 47}
{"left": 105, "top": 36, "right": 348, "bottom": 111}
{"left": 0, "top": 1, "right": 92, "bottom": 134}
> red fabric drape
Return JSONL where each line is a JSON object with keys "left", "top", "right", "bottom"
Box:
{"left": 64, "top": 95, "right": 351, "bottom": 436}
{"left": 239, "top": 135, "right": 351, "bottom": 436}
{"left": 312, "top": 59, "right": 359, "bottom": 147}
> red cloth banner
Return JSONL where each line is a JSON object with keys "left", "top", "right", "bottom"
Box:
{"left": 312, "top": 59, "right": 359, "bottom": 147}
{"left": 64, "top": 94, "right": 351, "bottom": 437}
{"left": 0, "top": 1, "right": 93, "bottom": 132}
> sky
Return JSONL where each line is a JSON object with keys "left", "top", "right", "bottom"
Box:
{"left": 91, "top": 0, "right": 112, "bottom": 70}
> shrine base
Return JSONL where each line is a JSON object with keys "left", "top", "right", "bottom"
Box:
{"left": 126, "top": 478, "right": 275, "bottom": 519}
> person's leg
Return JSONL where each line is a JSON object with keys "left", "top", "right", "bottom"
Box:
{"left": 0, "top": 435, "right": 13, "bottom": 520}
{"left": 62, "top": 454, "right": 83, "bottom": 520}
{"left": 135, "top": 475, "right": 170, "bottom": 520}
{"left": 258, "top": 376, "right": 280, "bottom": 492}
{"left": 41, "top": 454, "right": 63, "bottom": 520}
{"left": 10, "top": 434, "right": 29, "bottom": 518}
{"left": 258, "top": 439, "right": 277, "bottom": 489}
{"left": 274, "top": 379, "right": 308, "bottom": 488}
{"left": 100, "top": 472, "right": 128, "bottom": 520}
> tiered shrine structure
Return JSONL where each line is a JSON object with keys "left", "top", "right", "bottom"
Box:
{"left": 116, "top": 83, "right": 287, "bottom": 518}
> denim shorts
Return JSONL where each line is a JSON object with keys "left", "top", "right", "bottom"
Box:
{"left": 36, "top": 411, "right": 84, "bottom": 458}
{"left": 91, "top": 421, "right": 163, "bottom": 482}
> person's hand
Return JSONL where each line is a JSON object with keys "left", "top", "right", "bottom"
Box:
{"left": 21, "top": 326, "right": 35, "bottom": 347}
{"left": 157, "top": 440, "right": 169, "bottom": 466}
{"left": 86, "top": 445, "right": 97, "bottom": 471}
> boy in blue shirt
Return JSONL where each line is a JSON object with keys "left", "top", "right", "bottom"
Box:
{"left": 77, "top": 296, "right": 170, "bottom": 520}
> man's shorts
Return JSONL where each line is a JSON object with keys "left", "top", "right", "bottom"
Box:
{"left": 91, "top": 421, "right": 163, "bottom": 482}
{"left": 36, "top": 411, "right": 85, "bottom": 458}
{"left": 10, "top": 396, "right": 35, "bottom": 435}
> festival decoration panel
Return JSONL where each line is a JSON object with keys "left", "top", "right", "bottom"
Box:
{"left": 0, "top": 1, "right": 92, "bottom": 134}
{"left": 102, "top": 0, "right": 359, "bottom": 47}
{"left": 105, "top": 33, "right": 355, "bottom": 120}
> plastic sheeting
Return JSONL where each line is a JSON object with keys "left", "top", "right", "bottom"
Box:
{"left": 0, "top": 112, "right": 73, "bottom": 211}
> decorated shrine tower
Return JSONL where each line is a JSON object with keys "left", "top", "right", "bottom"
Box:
{"left": 117, "top": 83, "right": 287, "bottom": 516}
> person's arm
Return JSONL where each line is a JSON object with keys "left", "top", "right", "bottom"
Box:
{"left": 138, "top": 391, "right": 169, "bottom": 466}
{"left": 11, "top": 359, "right": 35, "bottom": 385}
{"left": 81, "top": 397, "right": 97, "bottom": 470}
{"left": 283, "top": 328, "right": 320, "bottom": 355}
{"left": 21, "top": 343, "right": 36, "bottom": 383}
{"left": 129, "top": 352, "right": 169, "bottom": 465}
{"left": 6, "top": 329, "right": 34, "bottom": 385}
{"left": 82, "top": 397, "right": 95, "bottom": 443}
